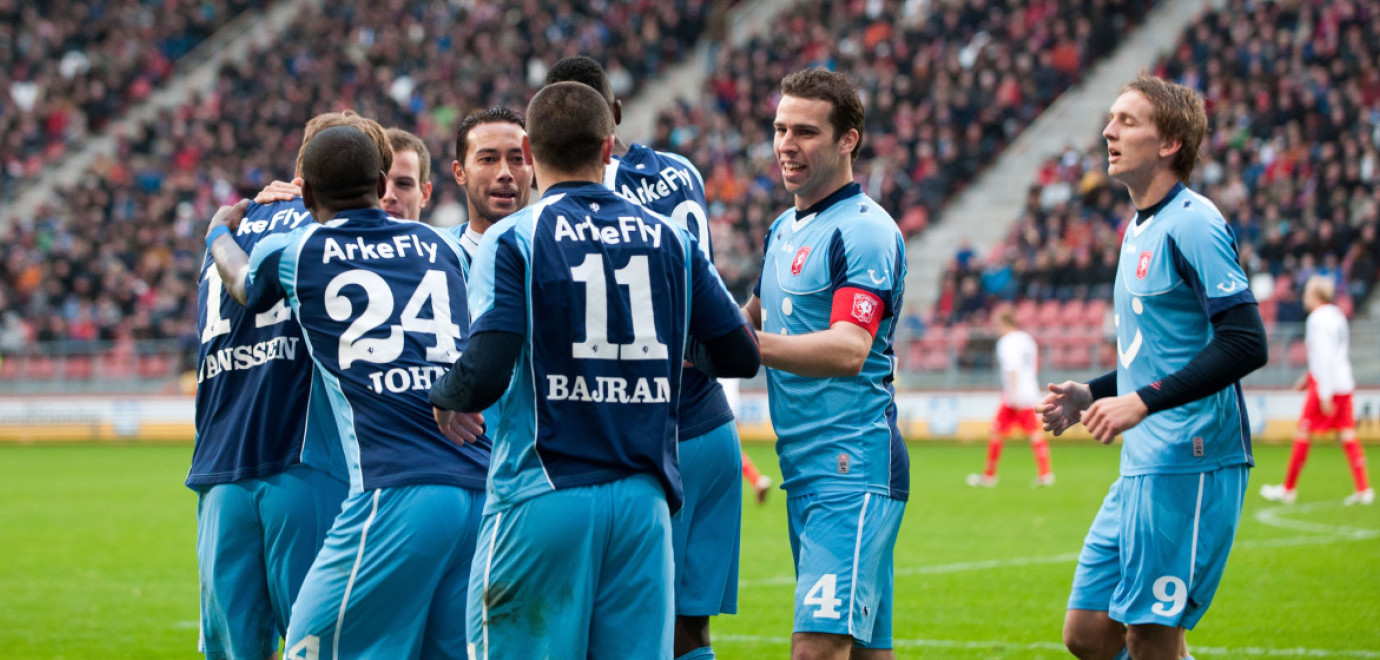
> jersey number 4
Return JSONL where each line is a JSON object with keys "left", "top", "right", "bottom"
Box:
{"left": 570, "top": 253, "right": 668, "bottom": 360}
{"left": 325, "top": 269, "right": 461, "bottom": 369}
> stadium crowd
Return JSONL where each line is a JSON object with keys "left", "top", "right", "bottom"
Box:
{"left": 1, "top": 0, "right": 268, "bottom": 195}
{"left": 0, "top": 0, "right": 713, "bottom": 356}
{"left": 936, "top": 0, "right": 1380, "bottom": 330}
{"left": 660, "top": 0, "right": 1156, "bottom": 297}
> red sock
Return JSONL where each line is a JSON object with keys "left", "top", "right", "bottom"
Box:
{"left": 1283, "top": 438, "right": 1310, "bottom": 491}
{"left": 1342, "top": 440, "right": 1370, "bottom": 492}
{"left": 984, "top": 436, "right": 1004, "bottom": 478}
{"left": 1031, "top": 435, "right": 1052, "bottom": 478}
{"left": 742, "top": 451, "right": 764, "bottom": 485}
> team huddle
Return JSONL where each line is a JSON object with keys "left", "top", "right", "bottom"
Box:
{"left": 189, "top": 58, "right": 1289, "bottom": 660}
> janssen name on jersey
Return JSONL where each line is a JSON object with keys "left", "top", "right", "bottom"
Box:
{"left": 603, "top": 144, "right": 733, "bottom": 439}
{"left": 244, "top": 208, "right": 489, "bottom": 494}
{"left": 188, "top": 199, "right": 341, "bottom": 489}
{"left": 467, "top": 182, "right": 744, "bottom": 514}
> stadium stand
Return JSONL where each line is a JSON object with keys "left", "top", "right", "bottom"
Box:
{"left": 0, "top": 0, "right": 714, "bottom": 387}
{"left": 922, "top": 0, "right": 1380, "bottom": 375}
{"left": 661, "top": 0, "right": 1158, "bottom": 299}
{"left": 0, "top": 0, "right": 268, "bottom": 196}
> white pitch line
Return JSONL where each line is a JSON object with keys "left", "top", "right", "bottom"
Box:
{"left": 1253, "top": 502, "right": 1380, "bottom": 539}
{"left": 717, "top": 634, "right": 1380, "bottom": 658}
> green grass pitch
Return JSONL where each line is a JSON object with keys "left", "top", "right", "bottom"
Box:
{"left": 1, "top": 441, "right": 1376, "bottom": 658}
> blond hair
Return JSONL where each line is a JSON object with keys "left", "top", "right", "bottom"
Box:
{"left": 296, "top": 110, "right": 393, "bottom": 179}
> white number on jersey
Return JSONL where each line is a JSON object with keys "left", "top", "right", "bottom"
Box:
{"left": 325, "top": 269, "right": 462, "bottom": 370}
{"left": 670, "top": 199, "right": 711, "bottom": 259}
{"left": 570, "top": 253, "right": 668, "bottom": 361}
{"left": 803, "top": 573, "right": 843, "bottom": 620}
{"left": 1150, "top": 575, "right": 1187, "bottom": 617}
{"left": 200, "top": 265, "right": 291, "bottom": 344}
{"left": 284, "top": 634, "right": 319, "bottom": 660}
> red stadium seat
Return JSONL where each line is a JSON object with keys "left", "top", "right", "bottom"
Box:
{"left": 26, "top": 356, "right": 57, "bottom": 380}
{"left": 138, "top": 354, "right": 174, "bottom": 380}
{"left": 1286, "top": 340, "right": 1308, "bottom": 368}
{"left": 62, "top": 356, "right": 94, "bottom": 380}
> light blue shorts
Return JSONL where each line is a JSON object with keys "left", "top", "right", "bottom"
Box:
{"left": 284, "top": 484, "right": 484, "bottom": 660}
{"left": 787, "top": 490, "right": 906, "bottom": 647}
{"left": 468, "top": 474, "right": 674, "bottom": 660}
{"left": 672, "top": 420, "right": 742, "bottom": 617}
{"left": 1068, "top": 466, "right": 1249, "bottom": 629}
{"left": 196, "top": 464, "right": 346, "bottom": 660}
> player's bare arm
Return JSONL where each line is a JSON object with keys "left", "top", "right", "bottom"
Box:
{"left": 206, "top": 199, "right": 252, "bottom": 305}
{"left": 743, "top": 295, "right": 763, "bottom": 330}
{"left": 756, "top": 320, "right": 872, "bottom": 378}
{"left": 1037, "top": 381, "right": 1094, "bottom": 436}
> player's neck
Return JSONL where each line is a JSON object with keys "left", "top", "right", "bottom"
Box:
{"left": 612, "top": 135, "right": 629, "bottom": 158}
{"left": 1125, "top": 170, "right": 1181, "bottom": 212}
{"left": 794, "top": 169, "right": 856, "bottom": 212}
{"left": 534, "top": 164, "right": 606, "bottom": 195}
{"left": 466, "top": 209, "right": 497, "bottom": 235}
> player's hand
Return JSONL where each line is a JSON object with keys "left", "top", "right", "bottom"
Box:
{"left": 207, "top": 199, "right": 250, "bottom": 238}
{"left": 1319, "top": 397, "right": 1335, "bottom": 417}
{"left": 1293, "top": 374, "right": 1308, "bottom": 392}
{"left": 1036, "top": 381, "right": 1093, "bottom": 436}
{"left": 1080, "top": 393, "right": 1149, "bottom": 444}
{"left": 433, "top": 407, "right": 485, "bottom": 445}
{"left": 253, "top": 178, "right": 304, "bottom": 204}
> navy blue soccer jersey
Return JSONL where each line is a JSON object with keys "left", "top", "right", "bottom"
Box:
{"left": 1114, "top": 183, "right": 1256, "bottom": 475}
{"left": 467, "top": 182, "right": 745, "bottom": 513}
{"left": 244, "top": 208, "right": 490, "bottom": 493}
{"left": 754, "top": 183, "right": 910, "bottom": 500}
{"left": 603, "top": 143, "right": 733, "bottom": 438}
{"left": 188, "top": 199, "right": 345, "bottom": 488}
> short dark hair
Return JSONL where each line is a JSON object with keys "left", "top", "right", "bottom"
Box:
{"left": 525, "top": 82, "right": 613, "bottom": 174}
{"left": 780, "top": 68, "right": 865, "bottom": 161}
{"left": 543, "top": 56, "right": 615, "bottom": 106}
{"left": 386, "top": 127, "right": 430, "bottom": 183}
{"left": 300, "top": 126, "right": 382, "bottom": 204}
{"left": 455, "top": 106, "right": 526, "bottom": 162}
{"left": 1123, "top": 74, "right": 1207, "bottom": 182}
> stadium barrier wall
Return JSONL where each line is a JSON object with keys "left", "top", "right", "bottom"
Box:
{"left": 5, "top": 390, "right": 1380, "bottom": 443}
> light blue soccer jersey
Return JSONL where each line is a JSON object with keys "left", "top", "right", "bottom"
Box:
{"left": 754, "top": 183, "right": 909, "bottom": 500}
{"left": 605, "top": 143, "right": 734, "bottom": 438}
{"left": 189, "top": 199, "right": 345, "bottom": 487}
{"left": 1114, "top": 182, "right": 1256, "bottom": 475}
{"left": 244, "top": 208, "right": 490, "bottom": 494}
{"left": 467, "top": 181, "right": 745, "bottom": 514}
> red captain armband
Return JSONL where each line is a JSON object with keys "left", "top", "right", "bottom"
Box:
{"left": 830, "top": 287, "right": 884, "bottom": 337}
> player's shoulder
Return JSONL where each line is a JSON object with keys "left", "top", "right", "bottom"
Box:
{"left": 829, "top": 192, "right": 901, "bottom": 237}
{"left": 1163, "top": 186, "right": 1229, "bottom": 236}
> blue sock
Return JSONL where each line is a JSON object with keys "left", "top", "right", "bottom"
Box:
{"left": 675, "top": 647, "right": 715, "bottom": 660}
{"left": 1113, "top": 649, "right": 1130, "bottom": 660}
{"left": 1184, "top": 656, "right": 1195, "bottom": 660}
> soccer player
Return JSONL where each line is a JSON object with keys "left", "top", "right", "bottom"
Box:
{"left": 1037, "top": 75, "right": 1269, "bottom": 660}
{"left": 448, "top": 106, "right": 533, "bottom": 257}
{"left": 543, "top": 54, "right": 748, "bottom": 660}
{"left": 1260, "top": 275, "right": 1373, "bottom": 506}
{"left": 428, "top": 81, "right": 760, "bottom": 660}
{"left": 381, "top": 127, "right": 434, "bottom": 222}
{"left": 205, "top": 125, "right": 490, "bottom": 660}
{"left": 186, "top": 111, "right": 378, "bottom": 660}
{"left": 968, "top": 305, "right": 1054, "bottom": 487}
{"left": 741, "top": 68, "right": 909, "bottom": 660}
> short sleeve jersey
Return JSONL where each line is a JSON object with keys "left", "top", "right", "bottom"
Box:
{"left": 188, "top": 199, "right": 345, "bottom": 488}
{"left": 244, "top": 208, "right": 490, "bottom": 494}
{"left": 604, "top": 143, "right": 734, "bottom": 439}
{"left": 753, "top": 183, "right": 909, "bottom": 500}
{"left": 1306, "top": 303, "right": 1353, "bottom": 398}
{"left": 1115, "top": 183, "right": 1256, "bottom": 475}
{"left": 996, "top": 330, "right": 1040, "bottom": 409}
{"left": 467, "top": 182, "right": 744, "bottom": 514}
